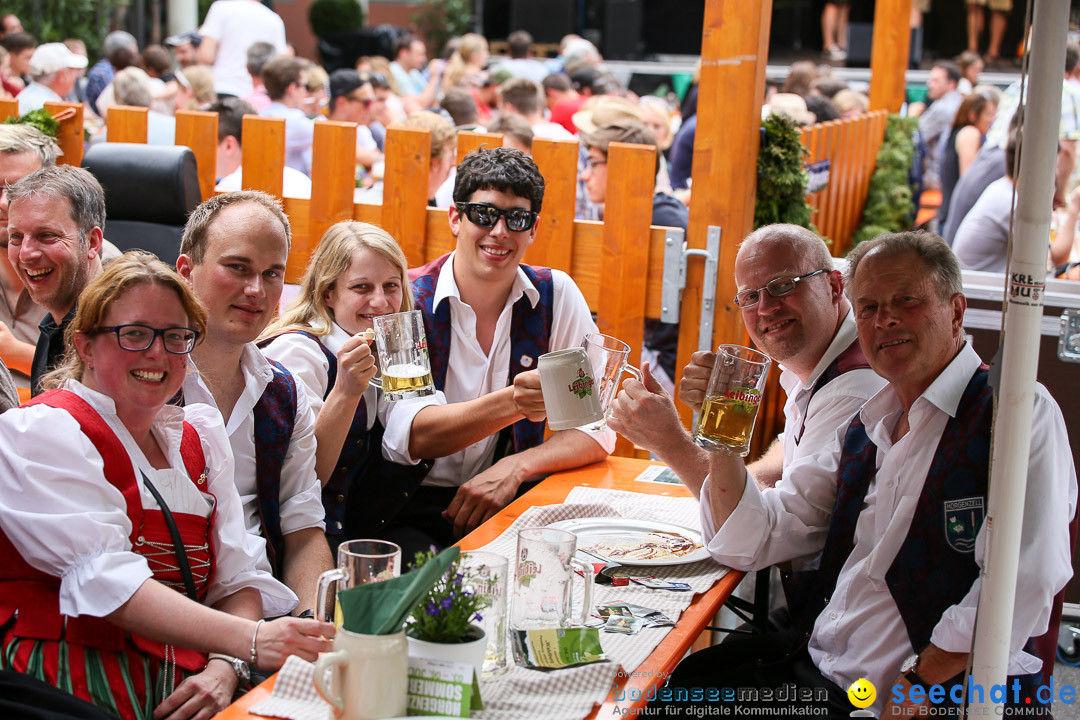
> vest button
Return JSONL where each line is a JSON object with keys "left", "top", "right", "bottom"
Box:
{"left": 336, "top": 494, "right": 345, "bottom": 502}
{"left": 355, "top": 439, "right": 364, "bottom": 448}
{"left": 335, "top": 521, "right": 343, "bottom": 530}
{"left": 338, "top": 466, "right": 348, "bottom": 473}
{"left": 401, "top": 491, "right": 408, "bottom": 498}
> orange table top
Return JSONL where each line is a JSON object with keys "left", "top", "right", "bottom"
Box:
{"left": 215, "top": 456, "right": 744, "bottom": 720}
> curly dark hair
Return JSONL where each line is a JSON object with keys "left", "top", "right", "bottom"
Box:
{"left": 452, "top": 147, "right": 545, "bottom": 213}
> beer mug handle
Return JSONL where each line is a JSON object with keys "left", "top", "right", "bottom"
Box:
{"left": 623, "top": 364, "right": 643, "bottom": 384}
{"left": 312, "top": 650, "right": 348, "bottom": 713}
{"left": 569, "top": 557, "right": 594, "bottom": 626}
{"left": 315, "top": 567, "right": 348, "bottom": 623}
{"left": 368, "top": 373, "right": 383, "bottom": 390}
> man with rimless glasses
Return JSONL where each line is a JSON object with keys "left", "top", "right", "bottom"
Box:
{"left": 380, "top": 147, "right": 614, "bottom": 556}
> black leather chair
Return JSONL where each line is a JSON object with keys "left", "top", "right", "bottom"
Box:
{"left": 81, "top": 144, "right": 201, "bottom": 267}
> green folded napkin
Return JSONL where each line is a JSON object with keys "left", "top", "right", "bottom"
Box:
{"left": 337, "top": 546, "right": 460, "bottom": 635}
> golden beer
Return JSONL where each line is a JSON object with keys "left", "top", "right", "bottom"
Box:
{"left": 382, "top": 362, "right": 435, "bottom": 399}
{"left": 694, "top": 393, "right": 761, "bottom": 456}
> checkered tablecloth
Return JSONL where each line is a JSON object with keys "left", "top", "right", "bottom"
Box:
{"left": 249, "top": 487, "right": 729, "bottom": 720}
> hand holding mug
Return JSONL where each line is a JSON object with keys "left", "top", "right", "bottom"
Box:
{"left": 336, "top": 332, "right": 377, "bottom": 396}
{"left": 513, "top": 370, "right": 547, "bottom": 421}
{"left": 253, "top": 617, "right": 336, "bottom": 670}
{"left": 679, "top": 350, "right": 716, "bottom": 413}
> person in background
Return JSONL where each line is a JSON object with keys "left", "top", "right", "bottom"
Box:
{"left": 821, "top": 0, "right": 850, "bottom": 62}
{"left": 60, "top": 39, "right": 87, "bottom": 103}
{"left": 542, "top": 73, "right": 583, "bottom": 135}
{"left": 85, "top": 31, "right": 137, "bottom": 118}
{"left": 240, "top": 41, "right": 276, "bottom": 112}
{"left": 165, "top": 30, "right": 201, "bottom": 69}
{"left": 388, "top": 32, "right": 443, "bottom": 111}
{"left": 212, "top": 96, "right": 311, "bottom": 198}
{"left": 0, "top": 251, "right": 334, "bottom": 719}
{"left": 108, "top": 67, "right": 176, "bottom": 146}
{"left": 360, "top": 110, "right": 456, "bottom": 207}
{"left": 495, "top": 30, "right": 549, "bottom": 84}
{"left": 442, "top": 33, "right": 489, "bottom": 94}
{"left": 1, "top": 32, "right": 36, "bottom": 93}
{"left": 441, "top": 86, "right": 482, "bottom": 130}
{"left": 917, "top": 60, "right": 963, "bottom": 191}
{"left": 938, "top": 92, "right": 997, "bottom": 230}
{"left": 259, "top": 57, "right": 315, "bottom": 176}
{"left": 17, "top": 43, "right": 87, "bottom": 114}
{"left": 0, "top": 13, "right": 22, "bottom": 38}
{"left": 179, "top": 64, "right": 217, "bottom": 110}
{"left": 498, "top": 77, "right": 574, "bottom": 141}
{"left": 956, "top": 49, "right": 984, "bottom": 94}
{"left": 301, "top": 63, "right": 328, "bottom": 119}
{"left": 968, "top": 0, "right": 1012, "bottom": 65}
{"left": 486, "top": 114, "right": 533, "bottom": 155}
{"left": 832, "top": 88, "right": 869, "bottom": 118}
{"left": 326, "top": 69, "right": 382, "bottom": 172}
{"left": 198, "top": 0, "right": 287, "bottom": 97}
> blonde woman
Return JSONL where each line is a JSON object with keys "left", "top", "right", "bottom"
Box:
{"left": 260, "top": 222, "right": 426, "bottom": 550}
{"left": 0, "top": 252, "right": 332, "bottom": 719}
{"left": 443, "top": 33, "right": 489, "bottom": 91}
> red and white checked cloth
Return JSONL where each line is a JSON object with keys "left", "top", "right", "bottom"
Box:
{"left": 249, "top": 655, "right": 332, "bottom": 720}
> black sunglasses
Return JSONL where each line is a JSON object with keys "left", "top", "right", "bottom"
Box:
{"left": 455, "top": 202, "right": 538, "bottom": 232}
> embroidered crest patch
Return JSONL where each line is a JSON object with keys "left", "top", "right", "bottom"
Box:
{"left": 944, "top": 497, "right": 984, "bottom": 553}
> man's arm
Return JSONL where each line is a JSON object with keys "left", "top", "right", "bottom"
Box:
{"left": 608, "top": 362, "right": 710, "bottom": 496}
{"left": 196, "top": 36, "right": 218, "bottom": 65}
{"left": 881, "top": 645, "right": 970, "bottom": 716}
{"left": 746, "top": 438, "right": 784, "bottom": 489}
{"left": 444, "top": 429, "right": 609, "bottom": 537}
{"left": 281, "top": 527, "right": 333, "bottom": 615}
{"left": 0, "top": 321, "right": 34, "bottom": 376}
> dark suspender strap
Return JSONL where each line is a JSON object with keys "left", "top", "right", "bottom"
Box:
{"left": 139, "top": 471, "right": 199, "bottom": 602}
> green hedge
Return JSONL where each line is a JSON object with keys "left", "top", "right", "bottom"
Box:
{"left": 851, "top": 114, "right": 918, "bottom": 249}
{"left": 755, "top": 113, "right": 815, "bottom": 232}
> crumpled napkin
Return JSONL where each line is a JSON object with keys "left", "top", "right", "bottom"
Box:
{"left": 248, "top": 655, "right": 331, "bottom": 720}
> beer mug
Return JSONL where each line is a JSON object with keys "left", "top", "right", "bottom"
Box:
{"left": 509, "top": 527, "right": 593, "bottom": 665}
{"left": 579, "top": 332, "right": 643, "bottom": 432}
{"left": 313, "top": 627, "right": 408, "bottom": 720}
{"left": 537, "top": 347, "right": 605, "bottom": 431}
{"left": 692, "top": 344, "right": 771, "bottom": 457}
{"left": 369, "top": 310, "right": 436, "bottom": 401}
{"left": 460, "top": 551, "right": 510, "bottom": 677}
{"left": 315, "top": 540, "right": 401, "bottom": 624}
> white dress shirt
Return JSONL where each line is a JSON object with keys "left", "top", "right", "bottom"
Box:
{"left": 0, "top": 380, "right": 297, "bottom": 619}
{"left": 700, "top": 344, "right": 1076, "bottom": 716}
{"left": 259, "top": 102, "right": 315, "bottom": 176}
{"left": 215, "top": 165, "right": 313, "bottom": 199}
{"left": 382, "top": 252, "right": 616, "bottom": 486}
{"left": 184, "top": 343, "right": 325, "bottom": 537}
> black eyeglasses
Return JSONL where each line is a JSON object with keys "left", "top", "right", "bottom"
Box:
{"left": 95, "top": 324, "right": 200, "bottom": 354}
{"left": 585, "top": 157, "right": 607, "bottom": 169}
{"left": 455, "top": 202, "right": 538, "bottom": 232}
{"left": 346, "top": 94, "right": 374, "bottom": 108}
{"left": 733, "top": 269, "right": 829, "bottom": 308}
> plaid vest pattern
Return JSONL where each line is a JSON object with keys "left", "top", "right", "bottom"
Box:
{"left": 409, "top": 253, "right": 554, "bottom": 454}
{"left": 252, "top": 359, "right": 297, "bottom": 578}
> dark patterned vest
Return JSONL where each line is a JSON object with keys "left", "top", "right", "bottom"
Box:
{"left": 409, "top": 253, "right": 554, "bottom": 454}
{"left": 0, "top": 390, "right": 213, "bottom": 672}
{"left": 252, "top": 359, "right": 297, "bottom": 578}
{"left": 805, "top": 365, "right": 1047, "bottom": 709}
{"left": 781, "top": 339, "right": 872, "bottom": 616}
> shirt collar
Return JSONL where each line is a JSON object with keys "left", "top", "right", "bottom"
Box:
{"left": 777, "top": 308, "right": 859, "bottom": 397}
{"left": 60, "top": 378, "right": 186, "bottom": 426}
{"left": 431, "top": 251, "right": 540, "bottom": 312}
{"left": 860, "top": 341, "right": 981, "bottom": 426}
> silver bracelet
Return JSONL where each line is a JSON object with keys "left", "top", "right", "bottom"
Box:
{"left": 250, "top": 619, "right": 265, "bottom": 667}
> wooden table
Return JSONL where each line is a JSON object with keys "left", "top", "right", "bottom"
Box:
{"left": 214, "top": 456, "right": 744, "bottom": 720}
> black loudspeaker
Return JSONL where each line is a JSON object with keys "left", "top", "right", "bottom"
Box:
{"left": 510, "top": 0, "right": 577, "bottom": 44}
{"left": 602, "top": 0, "right": 644, "bottom": 60}
{"left": 846, "top": 23, "right": 923, "bottom": 68}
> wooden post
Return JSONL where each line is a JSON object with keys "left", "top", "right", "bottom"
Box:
{"left": 456, "top": 130, "right": 502, "bottom": 163}
{"left": 240, "top": 115, "right": 286, "bottom": 199}
{"left": 106, "top": 106, "right": 149, "bottom": 144}
{"left": 175, "top": 109, "right": 218, "bottom": 201}
{"left": 0, "top": 98, "right": 17, "bottom": 120}
{"left": 527, "top": 137, "right": 578, "bottom": 274}
{"left": 868, "top": 0, "right": 913, "bottom": 112}
{"left": 299, "top": 121, "right": 358, "bottom": 283}
{"left": 676, "top": 0, "right": 773, "bottom": 431}
{"left": 43, "top": 102, "right": 84, "bottom": 166}
{"left": 596, "top": 142, "right": 655, "bottom": 456}
{"left": 382, "top": 126, "right": 431, "bottom": 266}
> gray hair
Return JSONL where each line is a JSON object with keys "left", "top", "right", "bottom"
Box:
{"left": 180, "top": 190, "right": 291, "bottom": 265}
{"left": 845, "top": 231, "right": 962, "bottom": 301}
{"left": 103, "top": 31, "right": 137, "bottom": 57}
{"left": 740, "top": 223, "right": 834, "bottom": 274}
{"left": 113, "top": 66, "right": 152, "bottom": 108}
{"left": 0, "top": 124, "right": 60, "bottom": 167}
{"left": 7, "top": 165, "right": 106, "bottom": 242}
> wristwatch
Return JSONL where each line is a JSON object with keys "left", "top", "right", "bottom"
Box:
{"left": 209, "top": 654, "right": 251, "bottom": 685}
{"left": 900, "top": 654, "right": 928, "bottom": 688}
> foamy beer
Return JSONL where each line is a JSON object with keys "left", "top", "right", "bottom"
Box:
{"left": 693, "top": 345, "right": 771, "bottom": 456}
{"left": 370, "top": 310, "right": 436, "bottom": 401}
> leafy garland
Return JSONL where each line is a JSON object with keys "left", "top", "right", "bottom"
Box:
{"left": 755, "top": 113, "right": 815, "bottom": 231}
{"left": 4, "top": 109, "right": 59, "bottom": 138}
{"left": 851, "top": 114, "right": 918, "bottom": 248}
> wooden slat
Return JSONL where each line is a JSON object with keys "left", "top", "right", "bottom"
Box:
{"left": 43, "top": 101, "right": 84, "bottom": 166}
{"left": 297, "top": 121, "right": 358, "bottom": 283}
{"left": 0, "top": 97, "right": 17, "bottom": 121}
{"left": 833, "top": 119, "right": 855, "bottom": 251}
{"left": 381, "top": 126, "right": 431, "bottom": 266}
{"left": 106, "top": 105, "right": 149, "bottom": 144}
{"left": 817, "top": 121, "right": 840, "bottom": 245}
{"left": 175, "top": 110, "right": 218, "bottom": 201}
{"left": 456, "top": 130, "right": 502, "bottom": 163}
{"left": 677, "top": 0, "right": 773, "bottom": 434}
{"left": 528, "top": 137, "right": 578, "bottom": 274}
{"left": 869, "top": 0, "right": 913, "bottom": 113}
{"left": 596, "top": 143, "right": 656, "bottom": 456}
{"left": 241, "top": 115, "right": 285, "bottom": 199}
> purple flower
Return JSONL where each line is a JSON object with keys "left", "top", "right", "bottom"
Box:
{"left": 441, "top": 597, "right": 453, "bottom": 609}
{"left": 474, "top": 613, "right": 483, "bottom": 622}
{"left": 426, "top": 602, "right": 439, "bottom": 616}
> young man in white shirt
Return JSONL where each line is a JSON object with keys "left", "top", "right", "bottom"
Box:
{"left": 177, "top": 191, "right": 331, "bottom": 615}
{"left": 381, "top": 148, "right": 614, "bottom": 556}
{"left": 211, "top": 96, "right": 311, "bottom": 198}
{"left": 257, "top": 57, "right": 315, "bottom": 177}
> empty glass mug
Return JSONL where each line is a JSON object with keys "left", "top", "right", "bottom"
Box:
{"left": 578, "top": 332, "right": 642, "bottom": 432}
{"left": 315, "top": 539, "right": 402, "bottom": 625}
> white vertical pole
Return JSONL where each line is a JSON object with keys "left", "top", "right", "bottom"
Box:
{"left": 167, "top": 0, "right": 198, "bottom": 37}
{"left": 970, "top": 0, "right": 1069, "bottom": 712}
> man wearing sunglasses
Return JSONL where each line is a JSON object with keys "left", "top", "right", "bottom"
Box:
{"left": 327, "top": 69, "right": 383, "bottom": 173}
{"left": 380, "top": 147, "right": 614, "bottom": 556}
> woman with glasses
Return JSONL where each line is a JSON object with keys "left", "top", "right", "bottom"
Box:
{"left": 260, "top": 223, "right": 429, "bottom": 552}
{"left": 0, "top": 252, "right": 332, "bottom": 719}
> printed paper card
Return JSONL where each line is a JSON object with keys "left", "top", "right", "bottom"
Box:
{"left": 407, "top": 657, "right": 482, "bottom": 717}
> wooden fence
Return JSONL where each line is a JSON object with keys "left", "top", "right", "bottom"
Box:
{"left": 0, "top": 99, "right": 888, "bottom": 458}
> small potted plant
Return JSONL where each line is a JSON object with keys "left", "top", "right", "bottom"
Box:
{"left": 406, "top": 549, "right": 489, "bottom": 676}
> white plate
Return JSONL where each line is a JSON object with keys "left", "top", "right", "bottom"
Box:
{"left": 547, "top": 518, "right": 710, "bottom": 567}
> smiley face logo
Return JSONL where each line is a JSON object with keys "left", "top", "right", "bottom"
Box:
{"left": 847, "top": 678, "right": 876, "bottom": 709}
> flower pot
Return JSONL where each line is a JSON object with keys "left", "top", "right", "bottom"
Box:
{"left": 407, "top": 624, "right": 487, "bottom": 680}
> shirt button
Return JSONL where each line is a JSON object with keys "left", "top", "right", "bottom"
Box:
{"left": 829, "top": 612, "right": 837, "bottom": 619}
{"left": 888, "top": 480, "right": 894, "bottom": 488}
{"left": 401, "top": 491, "right": 409, "bottom": 498}
{"left": 335, "top": 521, "right": 343, "bottom": 530}
{"left": 826, "top": 655, "right": 835, "bottom": 663}
{"left": 336, "top": 494, "right": 345, "bottom": 502}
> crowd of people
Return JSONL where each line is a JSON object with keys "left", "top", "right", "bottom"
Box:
{"left": 0, "top": 4, "right": 1076, "bottom": 720}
